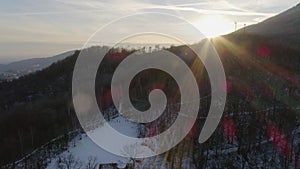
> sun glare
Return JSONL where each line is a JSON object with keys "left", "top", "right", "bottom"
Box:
{"left": 193, "top": 15, "right": 234, "bottom": 38}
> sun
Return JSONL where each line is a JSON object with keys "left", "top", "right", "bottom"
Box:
{"left": 193, "top": 15, "right": 234, "bottom": 38}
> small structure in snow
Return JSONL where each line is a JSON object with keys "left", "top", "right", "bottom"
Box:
{"left": 98, "top": 162, "right": 129, "bottom": 169}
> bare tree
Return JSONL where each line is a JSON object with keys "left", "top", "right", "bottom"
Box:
{"left": 17, "top": 130, "right": 24, "bottom": 156}
{"left": 85, "top": 156, "right": 97, "bottom": 169}
{"left": 121, "top": 143, "right": 140, "bottom": 168}
{"left": 57, "top": 153, "right": 83, "bottom": 169}
{"left": 29, "top": 126, "right": 34, "bottom": 147}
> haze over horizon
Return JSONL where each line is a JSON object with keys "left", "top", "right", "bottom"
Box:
{"left": 0, "top": 0, "right": 299, "bottom": 63}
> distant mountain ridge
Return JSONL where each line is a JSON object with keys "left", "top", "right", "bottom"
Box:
{"left": 0, "top": 51, "right": 75, "bottom": 73}
{"left": 0, "top": 51, "right": 75, "bottom": 79}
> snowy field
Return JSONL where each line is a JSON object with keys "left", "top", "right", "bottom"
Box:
{"left": 46, "top": 115, "right": 139, "bottom": 168}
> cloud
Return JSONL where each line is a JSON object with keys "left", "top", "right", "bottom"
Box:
{"left": 1, "top": 0, "right": 275, "bottom": 17}
{"left": 142, "top": 5, "right": 275, "bottom": 16}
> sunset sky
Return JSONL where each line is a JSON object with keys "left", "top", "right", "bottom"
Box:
{"left": 0, "top": 0, "right": 298, "bottom": 63}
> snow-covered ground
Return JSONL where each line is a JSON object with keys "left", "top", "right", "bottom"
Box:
{"left": 7, "top": 108, "right": 297, "bottom": 169}
{"left": 46, "top": 115, "right": 139, "bottom": 168}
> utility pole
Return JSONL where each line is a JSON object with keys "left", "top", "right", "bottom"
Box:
{"left": 235, "top": 21, "right": 237, "bottom": 31}
{"left": 244, "top": 24, "right": 246, "bottom": 33}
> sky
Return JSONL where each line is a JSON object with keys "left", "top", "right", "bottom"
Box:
{"left": 0, "top": 0, "right": 299, "bottom": 63}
